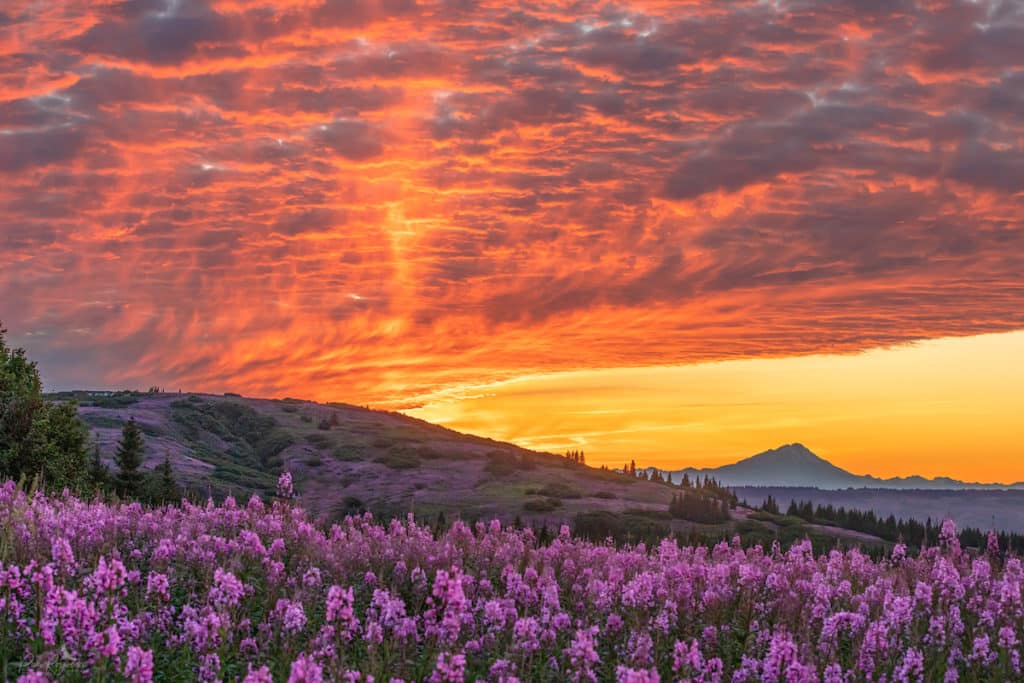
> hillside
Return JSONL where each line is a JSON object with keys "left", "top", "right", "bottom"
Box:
{"left": 53, "top": 390, "right": 685, "bottom": 523}
{"left": 47, "top": 390, "right": 896, "bottom": 552}
{"left": 665, "top": 443, "right": 1024, "bottom": 491}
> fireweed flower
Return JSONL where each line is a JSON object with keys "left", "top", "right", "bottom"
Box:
{"left": 288, "top": 654, "right": 324, "bottom": 683}
{"left": 209, "top": 568, "right": 246, "bottom": 609}
{"left": 244, "top": 665, "right": 274, "bottom": 683}
{"left": 123, "top": 646, "right": 154, "bottom": 683}
{"left": 277, "top": 471, "right": 295, "bottom": 499}
{"left": 3, "top": 485, "right": 1024, "bottom": 681}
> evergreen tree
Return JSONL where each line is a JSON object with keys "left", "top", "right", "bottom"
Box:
{"left": 681, "top": 472, "right": 691, "bottom": 488}
{"left": 150, "top": 453, "right": 181, "bottom": 504}
{"left": 88, "top": 441, "right": 109, "bottom": 490}
{"left": 114, "top": 417, "right": 145, "bottom": 498}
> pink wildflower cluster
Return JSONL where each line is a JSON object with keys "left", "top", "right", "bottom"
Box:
{"left": 1, "top": 479, "right": 1021, "bottom": 681}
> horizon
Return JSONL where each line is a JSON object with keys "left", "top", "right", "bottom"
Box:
{"left": 4, "top": 0, "right": 1023, "bottom": 485}
{"left": 34, "top": 329, "right": 1024, "bottom": 484}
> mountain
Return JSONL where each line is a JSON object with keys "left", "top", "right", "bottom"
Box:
{"left": 662, "top": 443, "right": 1024, "bottom": 491}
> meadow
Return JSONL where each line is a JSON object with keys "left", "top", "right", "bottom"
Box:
{"left": 1, "top": 473, "right": 1020, "bottom": 683}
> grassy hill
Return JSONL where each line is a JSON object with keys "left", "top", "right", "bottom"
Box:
{"left": 49, "top": 390, "right": 892, "bottom": 551}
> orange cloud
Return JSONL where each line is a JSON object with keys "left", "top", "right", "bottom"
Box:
{"left": 1, "top": 0, "right": 1022, "bottom": 478}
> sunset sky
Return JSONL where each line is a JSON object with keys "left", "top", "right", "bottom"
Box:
{"left": 2, "top": 0, "right": 1022, "bottom": 480}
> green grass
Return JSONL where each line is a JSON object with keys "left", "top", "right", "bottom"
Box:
{"left": 81, "top": 414, "right": 123, "bottom": 429}
{"left": 332, "top": 446, "right": 363, "bottom": 462}
{"left": 306, "top": 433, "right": 333, "bottom": 449}
{"left": 375, "top": 450, "right": 420, "bottom": 470}
{"left": 523, "top": 497, "right": 562, "bottom": 512}
{"left": 170, "top": 399, "right": 288, "bottom": 474}
{"left": 534, "top": 482, "right": 583, "bottom": 499}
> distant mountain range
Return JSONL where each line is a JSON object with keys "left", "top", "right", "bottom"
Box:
{"left": 660, "top": 443, "right": 1024, "bottom": 491}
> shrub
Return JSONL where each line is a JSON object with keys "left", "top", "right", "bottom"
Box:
{"left": 332, "top": 446, "right": 362, "bottom": 462}
{"left": 484, "top": 453, "right": 518, "bottom": 477}
{"left": 254, "top": 428, "right": 294, "bottom": 467}
{"left": 537, "top": 482, "right": 583, "bottom": 499}
{"left": 375, "top": 450, "right": 420, "bottom": 470}
{"left": 306, "top": 433, "right": 332, "bottom": 449}
{"left": 523, "top": 497, "right": 562, "bottom": 512}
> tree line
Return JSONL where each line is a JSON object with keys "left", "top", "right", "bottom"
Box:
{"left": 1, "top": 322, "right": 180, "bottom": 503}
{"left": 764, "top": 497, "right": 1024, "bottom": 554}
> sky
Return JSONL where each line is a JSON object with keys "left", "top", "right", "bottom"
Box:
{"left": 1, "top": 0, "right": 1022, "bottom": 480}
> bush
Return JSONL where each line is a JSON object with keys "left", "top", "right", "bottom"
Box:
{"left": 592, "top": 490, "right": 616, "bottom": 499}
{"left": 306, "top": 456, "right": 323, "bottom": 467}
{"left": 90, "top": 391, "right": 142, "bottom": 408}
{"left": 330, "top": 495, "right": 366, "bottom": 522}
{"left": 537, "top": 482, "right": 583, "bottom": 499}
{"left": 306, "top": 433, "right": 332, "bottom": 449}
{"left": 318, "top": 418, "right": 332, "bottom": 431}
{"left": 300, "top": 414, "right": 313, "bottom": 423}
{"left": 254, "top": 428, "right": 294, "bottom": 467}
{"left": 375, "top": 450, "right": 420, "bottom": 470}
{"left": 523, "top": 497, "right": 562, "bottom": 512}
{"left": 282, "top": 405, "right": 299, "bottom": 414}
{"left": 484, "top": 453, "right": 518, "bottom": 477}
{"left": 332, "top": 446, "right": 362, "bottom": 462}
{"left": 624, "top": 507, "right": 672, "bottom": 520}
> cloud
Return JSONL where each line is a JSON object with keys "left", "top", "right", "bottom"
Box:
{"left": 0, "top": 0, "right": 1021, "bottom": 407}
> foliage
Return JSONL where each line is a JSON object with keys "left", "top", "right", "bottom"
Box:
{"left": 142, "top": 454, "right": 181, "bottom": 505}
{"left": 0, "top": 324, "right": 92, "bottom": 492}
{"left": 331, "top": 446, "right": 362, "bottom": 462}
{"left": 114, "top": 417, "right": 146, "bottom": 497}
{"left": 669, "top": 491, "right": 731, "bottom": 523}
{"left": 170, "top": 399, "right": 288, "bottom": 478}
{"left": 483, "top": 452, "right": 519, "bottom": 477}
{"left": 522, "top": 496, "right": 562, "bottom": 512}
{"left": 306, "top": 433, "right": 333, "bottom": 449}
{"left": 782, "top": 497, "right": 1024, "bottom": 553}
{"left": 535, "top": 482, "right": 583, "bottom": 499}
{"left": 375, "top": 449, "right": 420, "bottom": 470}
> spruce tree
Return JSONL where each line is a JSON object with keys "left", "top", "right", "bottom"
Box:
{"left": 153, "top": 453, "right": 180, "bottom": 504}
{"left": 88, "top": 441, "right": 109, "bottom": 490}
{"left": 114, "top": 417, "right": 145, "bottom": 498}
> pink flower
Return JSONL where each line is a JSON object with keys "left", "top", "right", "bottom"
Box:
{"left": 565, "top": 626, "right": 600, "bottom": 681}
{"left": 209, "top": 568, "right": 246, "bottom": 609}
{"left": 429, "top": 652, "right": 466, "bottom": 683}
{"left": 243, "top": 665, "right": 274, "bottom": 683}
{"left": 288, "top": 654, "right": 324, "bottom": 683}
{"left": 277, "top": 471, "right": 295, "bottom": 499}
{"left": 17, "top": 673, "right": 50, "bottom": 683}
{"left": 123, "top": 646, "right": 154, "bottom": 683}
{"left": 615, "top": 666, "right": 660, "bottom": 683}
{"left": 146, "top": 572, "right": 170, "bottom": 602}
{"left": 276, "top": 598, "right": 308, "bottom": 634}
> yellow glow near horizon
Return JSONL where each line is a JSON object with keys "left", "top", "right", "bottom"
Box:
{"left": 406, "top": 331, "right": 1024, "bottom": 483}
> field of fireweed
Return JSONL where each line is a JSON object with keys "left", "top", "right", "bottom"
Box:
{"left": 1, "top": 474, "right": 1021, "bottom": 683}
